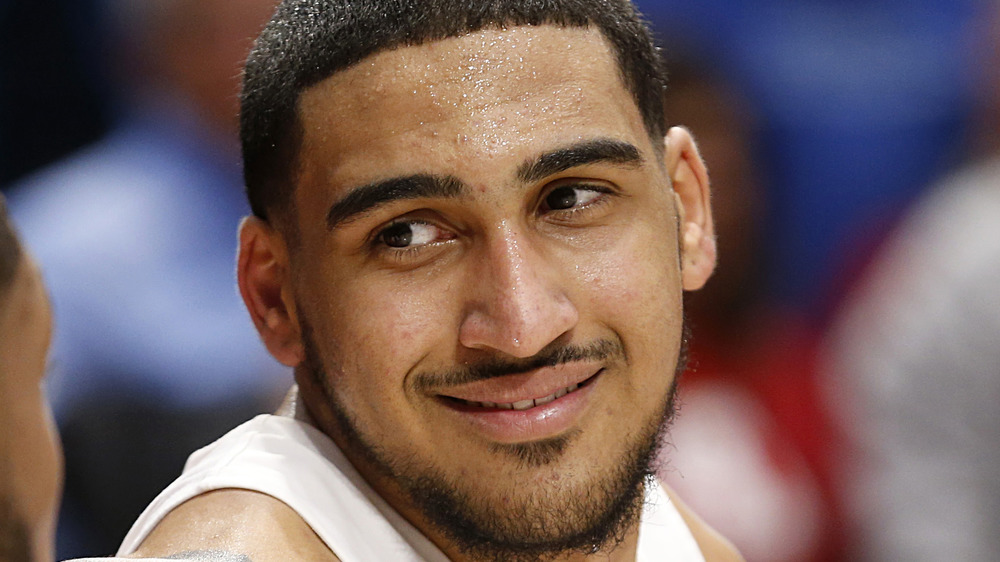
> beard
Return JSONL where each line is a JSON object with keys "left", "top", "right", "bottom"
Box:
{"left": 299, "top": 319, "right": 689, "bottom": 562}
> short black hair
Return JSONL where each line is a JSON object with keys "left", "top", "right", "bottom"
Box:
{"left": 240, "top": 0, "right": 666, "bottom": 222}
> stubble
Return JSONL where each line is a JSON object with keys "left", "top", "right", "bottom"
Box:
{"left": 298, "top": 317, "right": 689, "bottom": 561}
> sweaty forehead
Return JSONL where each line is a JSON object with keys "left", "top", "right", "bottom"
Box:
{"left": 312, "top": 26, "right": 611, "bottom": 99}
{"left": 297, "top": 26, "right": 637, "bottom": 145}
{"left": 302, "top": 26, "right": 618, "bottom": 103}
{"left": 293, "top": 25, "right": 649, "bottom": 213}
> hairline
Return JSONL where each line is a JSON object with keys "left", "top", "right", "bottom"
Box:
{"left": 268, "top": 21, "right": 663, "bottom": 233}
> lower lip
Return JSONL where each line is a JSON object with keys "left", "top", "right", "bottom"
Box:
{"left": 438, "top": 371, "right": 601, "bottom": 443}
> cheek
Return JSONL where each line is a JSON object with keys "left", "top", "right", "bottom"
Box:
{"left": 321, "top": 275, "right": 454, "bottom": 387}
{"left": 316, "top": 278, "right": 460, "bottom": 447}
{"left": 577, "top": 226, "right": 682, "bottom": 316}
{"left": 574, "top": 223, "right": 684, "bottom": 374}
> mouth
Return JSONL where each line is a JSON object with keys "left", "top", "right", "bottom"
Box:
{"left": 439, "top": 370, "right": 601, "bottom": 412}
{"left": 429, "top": 358, "right": 607, "bottom": 443}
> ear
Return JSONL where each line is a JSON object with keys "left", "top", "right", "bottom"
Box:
{"left": 237, "top": 216, "right": 304, "bottom": 367}
{"left": 664, "top": 126, "right": 717, "bottom": 291}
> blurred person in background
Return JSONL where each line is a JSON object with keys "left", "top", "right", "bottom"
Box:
{"left": 2, "top": 196, "right": 184, "bottom": 562}
{"left": 0, "top": 193, "right": 60, "bottom": 562}
{"left": 656, "top": 57, "right": 844, "bottom": 562}
{"left": 4, "top": 0, "right": 284, "bottom": 557}
{"left": 822, "top": 2, "right": 1000, "bottom": 559}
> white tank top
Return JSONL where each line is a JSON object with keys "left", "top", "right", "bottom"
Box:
{"left": 118, "top": 411, "right": 705, "bottom": 561}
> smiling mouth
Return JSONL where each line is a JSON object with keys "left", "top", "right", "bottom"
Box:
{"left": 441, "top": 371, "right": 601, "bottom": 411}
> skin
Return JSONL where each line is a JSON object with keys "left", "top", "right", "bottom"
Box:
{"left": 135, "top": 25, "right": 738, "bottom": 561}
{"left": 0, "top": 243, "right": 59, "bottom": 562}
{"left": 132, "top": 489, "right": 338, "bottom": 561}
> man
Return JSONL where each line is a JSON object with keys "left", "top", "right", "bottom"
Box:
{"left": 8, "top": 0, "right": 740, "bottom": 560}
{"left": 116, "top": 0, "right": 738, "bottom": 560}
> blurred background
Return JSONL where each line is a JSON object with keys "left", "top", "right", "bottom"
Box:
{"left": 1, "top": 0, "right": 997, "bottom": 560}
{"left": 1, "top": 0, "right": 288, "bottom": 558}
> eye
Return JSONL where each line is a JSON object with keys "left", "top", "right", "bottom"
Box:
{"left": 541, "top": 184, "right": 608, "bottom": 213}
{"left": 376, "top": 220, "right": 448, "bottom": 249}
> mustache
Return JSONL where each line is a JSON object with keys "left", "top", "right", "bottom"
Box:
{"left": 413, "top": 338, "right": 625, "bottom": 391}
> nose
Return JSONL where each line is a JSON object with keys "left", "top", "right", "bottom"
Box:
{"left": 458, "top": 223, "right": 579, "bottom": 358}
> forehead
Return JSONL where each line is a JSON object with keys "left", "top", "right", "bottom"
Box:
{"left": 295, "top": 25, "right": 650, "bottom": 205}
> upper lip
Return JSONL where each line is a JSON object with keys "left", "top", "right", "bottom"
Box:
{"left": 436, "top": 362, "right": 602, "bottom": 406}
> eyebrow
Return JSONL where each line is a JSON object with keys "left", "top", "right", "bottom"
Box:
{"left": 324, "top": 138, "right": 644, "bottom": 230}
{"left": 326, "top": 174, "right": 465, "bottom": 230}
{"left": 517, "top": 138, "right": 644, "bottom": 184}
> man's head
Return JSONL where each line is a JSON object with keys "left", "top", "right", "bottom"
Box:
{"left": 237, "top": 2, "right": 716, "bottom": 560}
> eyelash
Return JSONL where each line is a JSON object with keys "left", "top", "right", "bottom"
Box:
{"left": 368, "top": 183, "right": 616, "bottom": 262}
{"left": 369, "top": 219, "right": 449, "bottom": 261}
{"left": 540, "top": 184, "right": 615, "bottom": 218}
{"left": 379, "top": 244, "right": 425, "bottom": 263}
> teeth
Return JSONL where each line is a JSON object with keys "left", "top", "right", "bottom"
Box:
{"left": 465, "top": 382, "right": 583, "bottom": 410}
{"left": 534, "top": 394, "right": 556, "bottom": 406}
{"left": 512, "top": 399, "right": 535, "bottom": 410}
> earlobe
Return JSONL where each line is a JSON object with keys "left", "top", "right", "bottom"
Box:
{"left": 237, "top": 216, "right": 304, "bottom": 367}
{"left": 664, "top": 127, "right": 717, "bottom": 291}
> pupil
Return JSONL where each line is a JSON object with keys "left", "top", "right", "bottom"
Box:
{"left": 382, "top": 223, "right": 413, "bottom": 248}
{"left": 546, "top": 187, "right": 577, "bottom": 210}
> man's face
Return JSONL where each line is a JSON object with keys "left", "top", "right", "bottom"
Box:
{"left": 251, "top": 24, "right": 711, "bottom": 560}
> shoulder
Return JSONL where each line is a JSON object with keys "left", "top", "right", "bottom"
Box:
{"left": 128, "top": 489, "right": 340, "bottom": 562}
{"left": 663, "top": 485, "right": 745, "bottom": 562}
